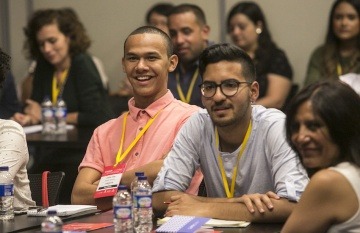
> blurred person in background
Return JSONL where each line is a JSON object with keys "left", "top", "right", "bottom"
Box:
{"left": 227, "top": 1, "right": 293, "bottom": 110}
{"left": 304, "top": 0, "right": 360, "bottom": 87}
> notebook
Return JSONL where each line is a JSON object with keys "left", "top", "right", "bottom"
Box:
{"left": 27, "top": 205, "right": 98, "bottom": 217}
{"left": 156, "top": 215, "right": 210, "bottom": 233}
{"left": 157, "top": 216, "right": 250, "bottom": 228}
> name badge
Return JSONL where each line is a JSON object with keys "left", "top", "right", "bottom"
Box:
{"left": 94, "top": 163, "right": 125, "bottom": 198}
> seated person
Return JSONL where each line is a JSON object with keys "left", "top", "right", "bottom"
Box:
{"left": 0, "top": 48, "right": 35, "bottom": 209}
{"left": 152, "top": 43, "right": 309, "bottom": 222}
{"left": 71, "top": 26, "right": 201, "bottom": 211}
{"left": 145, "top": 2, "right": 174, "bottom": 35}
{"left": 304, "top": 0, "right": 360, "bottom": 86}
{"left": 282, "top": 80, "right": 360, "bottom": 232}
{"left": 0, "top": 71, "right": 21, "bottom": 119}
{"left": 227, "top": 1, "right": 293, "bottom": 109}
{"left": 13, "top": 8, "right": 113, "bottom": 127}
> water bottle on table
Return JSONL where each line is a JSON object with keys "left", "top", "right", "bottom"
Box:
{"left": 113, "top": 185, "right": 133, "bottom": 233}
{"left": 41, "top": 96, "right": 55, "bottom": 134}
{"left": 54, "top": 97, "right": 67, "bottom": 135}
{"left": 0, "top": 166, "right": 14, "bottom": 220}
{"left": 131, "top": 171, "right": 144, "bottom": 198}
{"left": 133, "top": 176, "right": 153, "bottom": 233}
{"left": 41, "top": 210, "right": 63, "bottom": 233}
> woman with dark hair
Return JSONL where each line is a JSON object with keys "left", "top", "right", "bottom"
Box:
{"left": 0, "top": 48, "right": 35, "bottom": 209}
{"left": 227, "top": 1, "right": 293, "bottom": 110}
{"left": 282, "top": 80, "right": 360, "bottom": 232}
{"left": 13, "top": 8, "right": 113, "bottom": 127}
{"left": 304, "top": 0, "right": 360, "bottom": 86}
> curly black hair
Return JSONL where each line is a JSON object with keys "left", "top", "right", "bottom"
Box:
{"left": 0, "top": 48, "right": 11, "bottom": 86}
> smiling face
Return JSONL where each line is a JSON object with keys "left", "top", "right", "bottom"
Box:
{"left": 201, "top": 60, "right": 258, "bottom": 128}
{"left": 228, "top": 13, "right": 259, "bottom": 52}
{"left": 168, "top": 11, "right": 209, "bottom": 65}
{"left": 332, "top": 1, "right": 360, "bottom": 42}
{"left": 122, "top": 33, "right": 178, "bottom": 108}
{"left": 36, "top": 23, "right": 71, "bottom": 70}
{"left": 291, "top": 100, "right": 340, "bottom": 169}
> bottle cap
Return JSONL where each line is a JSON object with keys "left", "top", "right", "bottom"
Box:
{"left": 0, "top": 166, "right": 9, "bottom": 171}
{"left": 138, "top": 176, "right": 147, "bottom": 180}
{"left": 47, "top": 210, "right": 58, "bottom": 215}
{"left": 135, "top": 172, "right": 144, "bottom": 177}
{"left": 118, "top": 185, "right": 127, "bottom": 190}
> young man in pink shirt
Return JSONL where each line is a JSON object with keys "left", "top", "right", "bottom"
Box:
{"left": 71, "top": 26, "right": 201, "bottom": 210}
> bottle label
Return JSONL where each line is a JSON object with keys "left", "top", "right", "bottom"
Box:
{"left": 42, "top": 109, "right": 54, "bottom": 118}
{"left": 55, "top": 108, "right": 67, "bottom": 118}
{"left": 134, "top": 195, "right": 152, "bottom": 208}
{"left": 114, "top": 205, "right": 132, "bottom": 219}
{"left": 0, "top": 184, "right": 14, "bottom": 197}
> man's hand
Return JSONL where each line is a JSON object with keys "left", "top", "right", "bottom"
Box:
{"left": 234, "top": 191, "right": 280, "bottom": 213}
{"left": 165, "top": 193, "right": 208, "bottom": 217}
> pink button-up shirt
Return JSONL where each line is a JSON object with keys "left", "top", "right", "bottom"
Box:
{"left": 79, "top": 91, "right": 202, "bottom": 194}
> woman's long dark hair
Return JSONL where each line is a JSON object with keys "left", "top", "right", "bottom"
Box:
{"left": 286, "top": 80, "right": 360, "bottom": 175}
{"left": 227, "top": 1, "right": 277, "bottom": 75}
{"left": 322, "top": 0, "right": 360, "bottom": 78}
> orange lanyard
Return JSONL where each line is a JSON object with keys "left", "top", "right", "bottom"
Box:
{"left": 215, "top": 121, "right": 252, "bottom": 198}
{"left": 176, "top": 68, "right": 199, "bottom": 103}
{"left": 115, "top": 111, "right": 161, "bottom": 166}
{"left": 52, "top": 69, "right": 69, "bottom": 104}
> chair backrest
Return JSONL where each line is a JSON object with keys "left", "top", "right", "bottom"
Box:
{"left": 28, "top": 171, "right": 65, "bottom": 207}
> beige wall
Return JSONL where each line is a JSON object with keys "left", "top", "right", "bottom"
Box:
{"left": 8, "top": 0, "right": 333, "bottom": 93}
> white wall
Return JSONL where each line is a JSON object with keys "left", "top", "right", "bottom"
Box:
{"left": 7, "top": 0, "right": 333, "bottom": 93}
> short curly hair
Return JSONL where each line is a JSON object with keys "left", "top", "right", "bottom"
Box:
{"left": 23, "top": 8, "right": 91, "bottom": 60}
{"left": 0, "top": 48, "right": 11, "bottom": 87}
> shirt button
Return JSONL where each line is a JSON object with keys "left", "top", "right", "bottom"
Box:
{"left": 135, "top": 152, "right": 139, "bottom": 156}
{"left": 139, "top": 127, "right": 143, "bottom": 131}
{"left": 141, "top": 110, "right": 146, "bottom": 114}
{"left": 224, "top": 158, "right": 229, "bottom": 162}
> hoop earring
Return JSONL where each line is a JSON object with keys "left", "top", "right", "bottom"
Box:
{"left": 256, "top": 28, "right": 262, "bottom": 34}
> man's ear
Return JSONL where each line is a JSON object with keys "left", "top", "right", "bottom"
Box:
{"left": 168, "top": 54, "right": 178, "bottom": 73}
{"left": 121, "top": 57, "right": 126, "bottom": 72}
{"left": 250, "top": 81, "right": 259, "bottom": 103}
{"left": 201, "top": 25, "right": 210, "bottom": 40}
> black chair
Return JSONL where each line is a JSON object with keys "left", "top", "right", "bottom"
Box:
{"left": 28, "top": 171, "right": 65, "bottom": 207}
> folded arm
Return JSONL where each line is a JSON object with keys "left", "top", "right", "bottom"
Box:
{"left": 154, "top": 190, "right": 295, "bottom": 222}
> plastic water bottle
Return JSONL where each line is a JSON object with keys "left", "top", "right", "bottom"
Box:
{"left": 0, "top": 166, "right": 14, "bottom": 220}
{"left": 41, "top": 96, "right": 55, "bottom": 135}
{"left": 54, "top": 97, "right": 67, "bottom": 135}
{"left": 131, "top": 171, "right": 144, "bottom": 198}
{"left": 41, "top": 210, "right": 63, "bottom": 232}
{"left": 113, "top": 185, "right": 133, "bottom": 233}
{"left": 133, "top": 176, "right": 153, "bottom": 233}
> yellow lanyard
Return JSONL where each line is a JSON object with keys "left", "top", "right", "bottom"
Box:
{"left": 176, "top": 68, "right": 199, "bottom": 103}
{"left": 115, "top": 111, "right": 161, "bottom": 166}
{"left": 216, "top": 120, "right": 252, "bottom": 198}
{"left": 52, "top": 69, "right": 69, "bottom": 104}
{"left": 336, "top": 63, "right": 342, "bottom": 76}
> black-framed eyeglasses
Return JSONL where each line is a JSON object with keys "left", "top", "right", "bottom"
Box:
{"left": 199, "top": 79, "right": 252, "bottom": 98}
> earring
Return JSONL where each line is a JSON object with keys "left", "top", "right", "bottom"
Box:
{"left": 256, "top": 28, "right": 262, "bottom": 34}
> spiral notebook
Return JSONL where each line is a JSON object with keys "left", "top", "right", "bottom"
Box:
{"left": 27, "top": 205, "right": 98, "bottom": 217}
{"left": 156, "top": 215, "right": 210, "bottom": 233}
